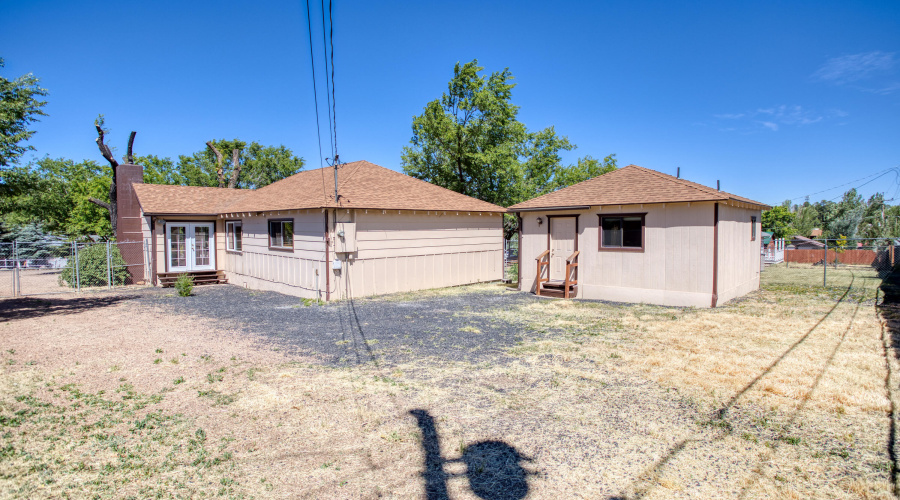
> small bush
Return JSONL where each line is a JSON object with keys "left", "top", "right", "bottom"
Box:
{"left": 59, "top": 243, "right": 129, "bottom": 288}
{"left": 175, "top": 273, "right": 194, "bottom": 297}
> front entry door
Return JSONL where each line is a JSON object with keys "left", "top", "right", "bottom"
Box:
{"left": 166, "top": 223, "right": 215, "bottom": 272}
{"left": 549, "top": 217, "right": 576, "bottom": 281}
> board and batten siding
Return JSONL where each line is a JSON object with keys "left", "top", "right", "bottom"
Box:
{"left": 519, "top": 201, "right": 762, "bottom": 307}
{"left": 330, "top": 210, "right": 503, "bottom": 299}
{"left": 221, "top": 210, "right": 327, "bottom": 298}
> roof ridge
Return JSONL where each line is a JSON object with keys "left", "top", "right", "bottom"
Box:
{"left": 628, "top": 165, "right": 724, "bottom": 199}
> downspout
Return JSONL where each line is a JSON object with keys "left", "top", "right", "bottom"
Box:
{"left": 711, "top": 203, "right": 719, "bottom": 308}
{"left": 517, "top": 214, "right": 522, "bottom": 290}
{"left": 325, "top": 210, "right": 330, "bottom": 302}
{"left": 151, "top": 216, "right": 157, "bottom": 286}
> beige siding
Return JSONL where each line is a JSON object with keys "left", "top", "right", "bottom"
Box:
{"left": 518, "top": 202, "right": 758, "bottom": 308}
{"left": 331, "top": 210, "right": 503, "bottom": 299}
{"left": 221, "top": 210, "right": 327, "bottom": 299}
{"left": 716, "top": 204, "right": 762, "bottom": 304}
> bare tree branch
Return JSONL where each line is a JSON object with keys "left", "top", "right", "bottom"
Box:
{"left": 227, "top": 149, "right": 241, "bottom": 189}
{"left": 88, "top": 197, "right": 111, "bottom": 210}
{"left": 94, "top": 117, "right": 119, "bottom": 234}
{"left": 95, "top": 122, "right": 118, "bottom": 169}
{"left": 125, "top": 131, "right": 136, "bottom": 164}
{"left": 206, "top": 141, "right": 225, "bottom": 188}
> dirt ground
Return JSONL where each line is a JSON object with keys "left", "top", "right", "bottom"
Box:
{"left": 0, "top": 277, "right": 895, "bottom": 499}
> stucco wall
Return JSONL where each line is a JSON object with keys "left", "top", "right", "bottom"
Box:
{"left": 519, "top": 202, "right": 758, "bottom": 308}
{"left": 331, "top": 209, "right": 504, "bottom": 299}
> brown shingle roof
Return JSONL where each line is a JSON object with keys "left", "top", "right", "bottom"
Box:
{"left": 507, "top": 165, "right": 770, "bottom": 211}
{"left": 132, "top": 184, "right": 246, "bottom": 215}
{"left": 132, "top": 160, "right": 505, "bottom": 215}
{"left": 221, "top": 160, "right": 505, "bottom": 213}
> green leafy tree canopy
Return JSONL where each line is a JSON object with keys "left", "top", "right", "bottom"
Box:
{"left": 0, "top": 58, "right": 48, "bottom": 167}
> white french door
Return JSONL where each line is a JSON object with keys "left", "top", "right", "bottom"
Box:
{"left": 166, "top": 223, "right": 215, "bottom": 272}
{"left": 549, "top": 217, "right": 576, "bottom": 281}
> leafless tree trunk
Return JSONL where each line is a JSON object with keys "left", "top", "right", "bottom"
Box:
{"left": 227, "top": 149, "right": 241, "bottom": 189}
{"left": 125, "top": 131, "right": 136, "bottom": 164}
{"left": 207, "top": 141, "right": 225, "bottom": 188}
{"left": 89, "top": 122, "right": 132, "bottom": 235}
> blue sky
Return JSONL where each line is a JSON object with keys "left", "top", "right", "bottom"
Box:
{"left": 2, "top": 0, "right": 899, "bottom": 206}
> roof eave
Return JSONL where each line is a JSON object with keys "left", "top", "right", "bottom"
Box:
{"left": 507, "top": 205, "right": 591, "bottom": 213}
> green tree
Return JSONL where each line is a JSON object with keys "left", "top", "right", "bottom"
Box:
{"left": 0, "top": 157, "right": 112, "bottom": 238}
{"left": 761, "top": 205, "right": 794, "bottom": 239}
{"left": 174, "top": 139, "right": 303, "bottom": 189}
{"left": 826, "top": 189, "right": 865, "bottom": 239}
{"left": 0, "top": 58, "right": 48, "bottom": 167}
{"left": 402, "top": 60, "right": 615, "bottom": 214}
{"left": 790, "top": 203, "right": 820, "bottom": 237}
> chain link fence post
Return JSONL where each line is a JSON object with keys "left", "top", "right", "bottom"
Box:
{"left": 106, "top": 240, "right": 112, "bottom": 290}
{"left": 823, "top": 239, "right": 827, "bottom": 288}
{"left": 74, "top": 242, "right": 81, "bottom": 291}
{"left": 13, "top": 241, "right": 19, "bottom": 297}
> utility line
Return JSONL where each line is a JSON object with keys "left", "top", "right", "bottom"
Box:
{"left": 329, "top": 0, "right": 337, "bottom": 159}
{"left": 320, "top": 0, "right": 335, "bottom": 162}
{"left": 826, "top": 168, "right": 899, "bottom": 202}
{"left": 790, "top": 166, "right": 898, "bottom": 202}
{"left": 305, "top": 0, "right": 328, "bottom": 203}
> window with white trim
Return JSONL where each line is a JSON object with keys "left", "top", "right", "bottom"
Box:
{"left": 226, "top": 221, "right": 242, "bottom": 251}
{"left": 268, "top": 219, "right": 294, "bottom": 249}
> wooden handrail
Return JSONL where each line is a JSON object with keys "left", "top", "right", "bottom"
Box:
{"left": 564, "top": 250, "right": 579, "bottom": 299}
{"left": 536, "top": 250, "right": 550, "bottom": 296}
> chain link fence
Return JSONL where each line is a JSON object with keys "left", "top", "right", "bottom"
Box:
{"left": 760, "top": 237, "right": 897, "bottom": 300}
{"left": 0, "top": 240, "right": 151, "bottom": 298}
{"left": 504, "top": 237, "right": 519, "bottom": 284}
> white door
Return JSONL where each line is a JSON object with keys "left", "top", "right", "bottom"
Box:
{"left": 166, "top": 223, "right": 215, "bottom": 272}
{"left": 549, "top": 217, "right": 576, "bottom": 281}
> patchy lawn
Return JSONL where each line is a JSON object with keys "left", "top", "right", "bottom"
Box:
{"left": 0, "top": 277, "right": 894, "bottom": 499}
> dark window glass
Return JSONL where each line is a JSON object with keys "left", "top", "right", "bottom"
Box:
{"left": 751, "top": 216, "right": 757, "bottom": 241}
{"left": 601, "top": 216, "right": 643, "bottom": 248}
{"left": 269, "top": 220, "right": 293, "bottom": 248}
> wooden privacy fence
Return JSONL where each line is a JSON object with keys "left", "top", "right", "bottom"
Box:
{"left": 785, "top": 248, "right": 885, "bottom": 265}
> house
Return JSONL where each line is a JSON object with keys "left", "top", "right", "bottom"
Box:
{"left": 788, "top": 235, "right": 826, "bottom": 249}
{"left": 119, "top": 161, "right": 505, "bottom": 300}
{"left": 507, "top": 165, "right": 770, "bottom": 307}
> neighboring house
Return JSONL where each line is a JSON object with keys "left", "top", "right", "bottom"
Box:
{"left": 120, "top": 161, "right": 505, "bottom": 300}
{"left": 508, "top": 165, "right": 770, "bottom": 308}
{"left": 789, "top": 235, "right": 826, "bottom": 249}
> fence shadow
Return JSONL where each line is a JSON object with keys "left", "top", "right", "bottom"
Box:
{"left": 0, "top": 295, "right": 134, "bottom": 322}
{"left": 410, "top": 409, "right": 532, "bottom": 500}
{"left": 878, "top": 267, "right": 900, "bottom": 496}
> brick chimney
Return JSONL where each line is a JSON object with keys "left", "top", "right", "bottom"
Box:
{"left": 115, "top": 163, "right": 144, "bottom": 243}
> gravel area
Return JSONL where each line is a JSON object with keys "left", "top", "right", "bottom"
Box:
{"left": 135, "top": 284, "right": 553, "bottom": 366}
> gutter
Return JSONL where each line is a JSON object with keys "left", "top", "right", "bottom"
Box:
{"left": 507, "top": 205, "right": 591, "bottom": 213}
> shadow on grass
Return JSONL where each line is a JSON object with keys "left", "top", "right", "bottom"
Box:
{"left": 0, "top": 295, "right": 134, "bottom": 322}
{"left": 410, "top": 409, "right": 532, "bottom": 500}
{"left": 619, "top": 275, "right": 870, "bottom": 499}
{"left": 878, "top": 265, "right": 900, "bottom": 497}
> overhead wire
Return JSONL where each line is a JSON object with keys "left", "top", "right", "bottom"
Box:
{"left": 304, "top": 0, "right": 328, "bottom": 204}
{"left": 320, "top": 0, "right": 335, "bottom": 163}
{"left": 328, "top": 0, "right": 337, "bottom": 159}
{"left": 789, "top": 166, "right": 899, "bottom": 202}
{"left": 826, "top": 167, "right": 899, "bottom": 202}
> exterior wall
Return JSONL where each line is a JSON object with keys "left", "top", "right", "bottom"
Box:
{"left": 520, "top": 203, "right": 724, "bottom": 308}
{"left": 716, "top": 204, "right": 762, "bottom": 304}
{"left": 221, "top": 210, "right": 327, "bottom": 299}
{"left": 148, "top": 215, "right": 219, "bottom": 282}
{"left": 330, "top": 209, "right": 504, "bottom": 299}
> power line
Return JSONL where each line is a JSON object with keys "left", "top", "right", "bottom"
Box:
{"left": 826, "top": 168, "right": 899, "bottom": 202}
{"left": 304, "top": 0, "right": 328, "bottom": 203}
{"left": 320, "top": 0, "right": 335, "bottom": 161}
{"left": 329, "top": 0, "right": 337, "bottom": 158}
{"left": 789, "top": 166, "right": 899, "bottom": 202}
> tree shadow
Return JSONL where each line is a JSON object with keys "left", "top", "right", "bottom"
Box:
{"left": 410, "top": 409, "right": 532, "bottom": 500}
{"left": 0, "top": 295, "right": 134, "bottom": 322}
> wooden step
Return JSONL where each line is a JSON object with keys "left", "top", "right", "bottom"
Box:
{"left": 537, "top": 281, "right": 577, "bottom": 298}
{"left": 158, "top": 270, "right": 227, "bottom": 287}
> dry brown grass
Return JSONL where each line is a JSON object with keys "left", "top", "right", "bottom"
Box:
{"left": 0, "top": 278, "right": 895, "bottom": 499}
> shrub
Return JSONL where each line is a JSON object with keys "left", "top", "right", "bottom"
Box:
{"left": 59, "top": 243, "right": 129, "bottom": 288}
{"left": 175, "top": 273, "right": 194, "bottom": 297}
